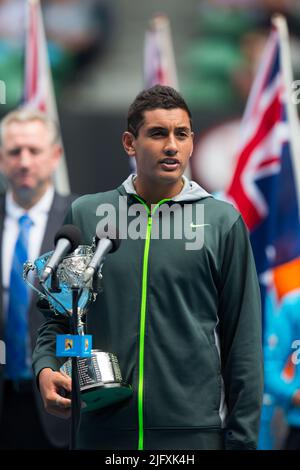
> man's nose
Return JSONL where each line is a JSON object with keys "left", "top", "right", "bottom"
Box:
{"left": 18, "top": 149, "right": 32, "bottom": 167}
{"left": 163, "top": 134, "right": 178, "bottom": 156}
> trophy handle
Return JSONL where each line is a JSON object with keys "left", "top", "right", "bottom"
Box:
{"left": 23, "top": 261, "right": 49, "bottom": 303}
{"left": 23, "top": 261, "right": 69, "bottom": 316}
{"left": 24, "top": 246, "right": 98, "bottom": 319}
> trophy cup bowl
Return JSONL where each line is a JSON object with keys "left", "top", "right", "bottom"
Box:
{"left": 24, "top": 245, "right": 132, "bottom": 412}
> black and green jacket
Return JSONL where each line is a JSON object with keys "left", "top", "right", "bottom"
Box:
{"left": 33, "top": 175, "right": 263, "bottom": 450}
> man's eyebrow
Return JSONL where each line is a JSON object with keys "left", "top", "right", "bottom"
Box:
{"left": 146, "top": 126, "right": 191, "bottom": 133}
{"left": 6, "top": 146, "right": 22, "bottom": 153}
{"left": 175, "top": 126, "right": 191, "bottom": 132}
{"left": 6, "top": 145, "right": 42, "bottom": 153}
{"left": 146, "top": 126, "right": 167, "bottom": 133}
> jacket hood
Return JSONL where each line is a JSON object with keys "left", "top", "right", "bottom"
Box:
{"left": 122, "top": 174, "right": 212, "bottom": 203}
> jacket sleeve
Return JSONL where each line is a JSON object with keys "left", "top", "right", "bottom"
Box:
{"left": 32, "top": 316, "right": 71, "bottom": 379}
{"left": 218, "top": 215, "right": 264, "bottom": 450}
{"left": 32, "top": 206, "right": 74, "bottom": 380}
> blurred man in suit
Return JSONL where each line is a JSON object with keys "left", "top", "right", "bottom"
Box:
{"left": 0, "top": 108, "right": 75, "bottom": 448}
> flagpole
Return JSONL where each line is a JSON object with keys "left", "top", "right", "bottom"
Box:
{"left": 25, "top": 0, "right": 71, "bottom": 195}
{"left": 144, "top": 15, "right": 177, "bottom": 89}
{"left": 37, "top": 1, "right": 70, "bottom": 195}
{"left": 143, "top": 14, "right": 191, "bottom": 178}
{"left": 272, "top": 14, "right": 300, "bottom": 219}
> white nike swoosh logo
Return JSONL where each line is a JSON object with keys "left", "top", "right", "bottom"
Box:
{"left": 190, "top": 223, "right": 211, "bottom": 228}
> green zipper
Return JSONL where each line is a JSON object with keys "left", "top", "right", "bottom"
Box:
{"left": 133, "top": 194, "right": 170, "bottom": 450}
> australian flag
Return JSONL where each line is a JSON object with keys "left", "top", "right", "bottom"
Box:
{"left": 226, "top": 25, "right": 300, "bottom": 277}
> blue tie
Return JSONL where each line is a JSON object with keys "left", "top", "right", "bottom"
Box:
{"left": 5, "top": 214, "right": 33, "bottom": 380}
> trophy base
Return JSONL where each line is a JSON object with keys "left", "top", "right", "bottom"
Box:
{"left": 81, "top": 383, "right": 133, "bottom": 412}
{"left": 60, "top": 349, "right": 133, "bottom": 412}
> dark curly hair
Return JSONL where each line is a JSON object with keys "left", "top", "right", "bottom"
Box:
{"left": 127, "top": 85, "right": 192, "bottom": 137}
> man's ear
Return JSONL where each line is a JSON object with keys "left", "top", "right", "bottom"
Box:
{"left": 0, "top": 149, "right": 4, "bottom": 172}
{"left": 188, "top": 132, "right": 194, "bottom": 160}
{"left": 122, "top": 131, "right": 136, "bottom": 157}
{"left": 51, "top": 143, "right": 62, "bottom": 171}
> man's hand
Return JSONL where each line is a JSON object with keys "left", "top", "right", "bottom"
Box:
{"left": 39, "top": 367, "right": 72, "bottom": 419}
{"left": 292, "top": 390, "right": 300, "bottom": 407}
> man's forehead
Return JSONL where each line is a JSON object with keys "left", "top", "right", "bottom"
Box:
{"left": 6, "top": 120, "right": 47, "bottom": 133}
{"left": 4, "top": 120, "right": 50, "bottom": 143}
{"left": 142, "top": 108, "right": 191, "bottom": 128}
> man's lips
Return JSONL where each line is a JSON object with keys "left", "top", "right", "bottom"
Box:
{"left": 14, "top": 173, "right": 34, "bottom": 184}
{"left": 16, "top": 173, "right": 32, "bottom": 179}
{"left": 159, "top": 158, "right": 180, "bottom": 171}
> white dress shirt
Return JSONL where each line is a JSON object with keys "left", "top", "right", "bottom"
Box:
{"left": 1, "top": 186, "right": 55, "bottom": 317}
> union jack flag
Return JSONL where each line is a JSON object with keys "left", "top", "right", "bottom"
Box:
{"left": 226, "top": 22, "right": 300, "bottom": 276}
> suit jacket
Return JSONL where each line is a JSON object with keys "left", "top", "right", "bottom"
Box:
{"left": 0, "top": 191, "right": 76, "bottom": 448}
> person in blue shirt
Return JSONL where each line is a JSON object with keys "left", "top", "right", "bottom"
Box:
{"left": 264, "top": 289, "right": 300, "bottom": 450}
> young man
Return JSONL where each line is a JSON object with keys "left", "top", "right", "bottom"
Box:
{"left": 0, "top": 109, "right": 74, "bottom": 448}
{"left": 34, "top": 85, "right": 263, "bottom": 450}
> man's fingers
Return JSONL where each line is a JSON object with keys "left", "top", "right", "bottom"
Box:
{"left": 52, "top": 371, "right": 72, "bottom": 392}
{"left": 45, "top": 394, "right": 72, "bottom": 420}
{"left": 54, "top": 395, "right": 72, "bottom": 409}
{"left": 39, "top": 368, "right": 72, "bottom": 395}
{"left": 60, "top": 370, "right": 71, "bottom": 381}
{"left": 39, "top": 368, "right": 73, "bottom": 419}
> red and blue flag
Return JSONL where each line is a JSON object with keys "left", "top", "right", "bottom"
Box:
{"left": 226, "top": 24, "right": 300, "bottom": 276}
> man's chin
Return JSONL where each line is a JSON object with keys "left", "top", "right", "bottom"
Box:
{"left": 157, "top": 170, "right": 183, "bottom": 184}
{"left": 15, "top": 186, "right": 38, "bottom": 203}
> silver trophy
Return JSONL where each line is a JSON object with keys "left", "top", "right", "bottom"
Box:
{"left": 24, "top": 244, "right": 132, "bottom": 412}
